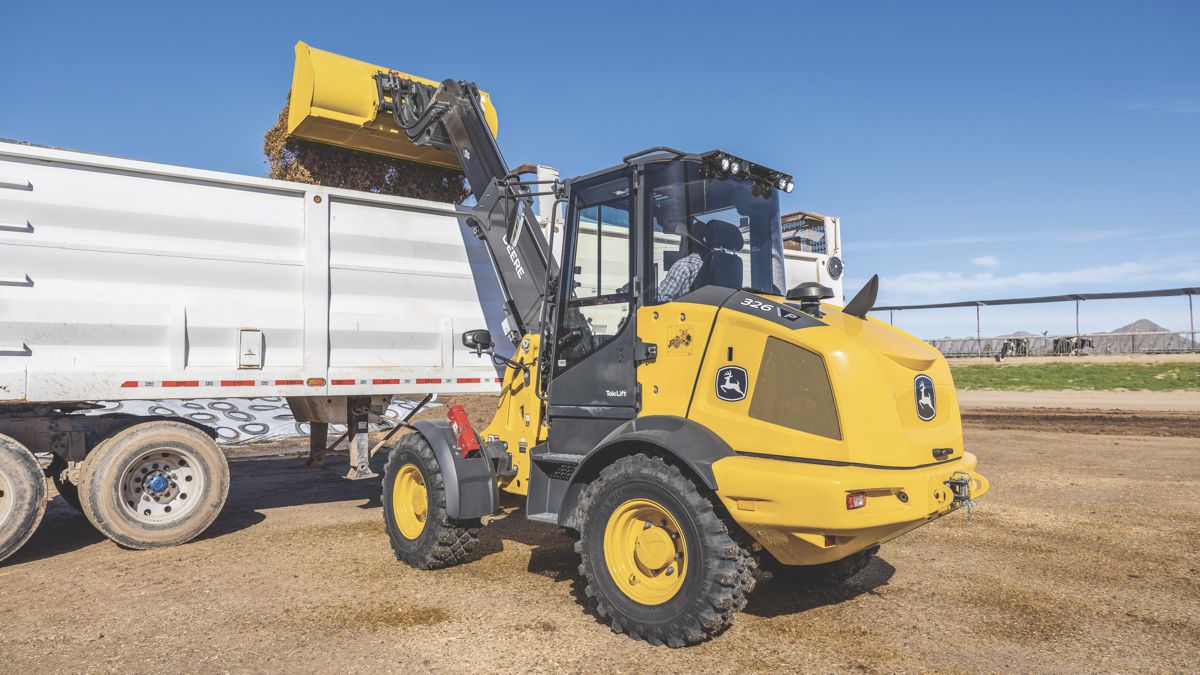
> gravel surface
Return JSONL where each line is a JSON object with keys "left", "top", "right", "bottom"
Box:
{"left": 1, "top": 411, "right": 1196, "bottom": 672}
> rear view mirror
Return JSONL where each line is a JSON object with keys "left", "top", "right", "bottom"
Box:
{"left": 462, "top": 329, "right": 494, "bottom": 354}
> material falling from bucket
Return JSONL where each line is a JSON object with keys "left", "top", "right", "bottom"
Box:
{"left": 263, "top": 94, "right": 470, "bottom": 203}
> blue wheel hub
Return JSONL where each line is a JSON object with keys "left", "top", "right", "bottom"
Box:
{"left": 146, "top": 473, "right": 170, "bottom": 495}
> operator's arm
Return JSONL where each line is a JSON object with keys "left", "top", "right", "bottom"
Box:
{"left": 656, "top": 254, "right": 703, "bottom": 302}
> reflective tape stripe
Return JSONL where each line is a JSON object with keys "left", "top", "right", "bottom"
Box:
{"left": 119, "top": 376, "right": 499, "bottom": 388}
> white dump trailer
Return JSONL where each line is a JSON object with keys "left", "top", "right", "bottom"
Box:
{"left": 0, "top": 140, "right": 841, "bottom": 563}
{"left": 0, "top": 140, "right": 509, "bottom": 402}
{"left": 0, "top": 139, "right": 510, "bottom": 560}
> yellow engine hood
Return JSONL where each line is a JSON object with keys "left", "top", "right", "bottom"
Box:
{"left": 686, "top": 296, "right": 963, "bottom": 469}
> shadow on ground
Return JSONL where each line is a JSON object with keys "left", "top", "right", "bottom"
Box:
{"left": 469, "top": 501, "right": 888, "bottom": 628}
{"left": 7, "top": 450, "right": 388, "bottom": 566}
{"left": 11, "top": 448, "right": 890, "bottom": 629}
{"left": 745, "top": 557, "right": 896, "bottom": 618}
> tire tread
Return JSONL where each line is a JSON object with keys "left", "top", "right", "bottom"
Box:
{"left": 574, "top": 453, "right": 756, "bottom": 646}
{"left": 381, "top": 433, "right": 479, "bottom": 570}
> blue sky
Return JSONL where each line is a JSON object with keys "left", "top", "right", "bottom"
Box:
{"left": 3, "top": 1, "right": 1197, "bottom": 337}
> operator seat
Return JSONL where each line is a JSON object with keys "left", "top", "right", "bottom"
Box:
{"left": 693, "top": 219, "right": 744, "bottom": 290}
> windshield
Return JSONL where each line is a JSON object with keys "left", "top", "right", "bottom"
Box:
{"left": 645, "top": 160, "right": 786, "bottom": 302}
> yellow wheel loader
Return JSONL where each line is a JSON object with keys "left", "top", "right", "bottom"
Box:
{"left": 287, "top": 42, "right": 989, "bottom": 646}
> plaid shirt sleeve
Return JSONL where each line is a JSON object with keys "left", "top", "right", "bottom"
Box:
{"left": 656, "top": 253, "right": 703, "bottom": 302}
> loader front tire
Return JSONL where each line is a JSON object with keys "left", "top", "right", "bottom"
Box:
{"left": 575, "top": 454, "right": 756, "bottom": 647}
{"left": 381, "top": 433, "right": 479, "bottom": 569}
{"left": 78, "top": 421, "right": 229, "bottom": 550}
{"left": 0, "top": 434, "right": 47, "bottom": 563}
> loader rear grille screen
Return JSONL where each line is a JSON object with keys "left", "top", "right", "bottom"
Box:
{"left": 748, "top": 338, "right": 841, "bottom": 440}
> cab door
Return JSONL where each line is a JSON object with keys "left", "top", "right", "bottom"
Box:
{"left": 547, "top": 169, "right": 638, "bottom": 453}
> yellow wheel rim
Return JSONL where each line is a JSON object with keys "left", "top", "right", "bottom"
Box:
{"left": 392, "top": 463, "right": 428, "bottom": 539}
{"left": 602, "top": 498, "right": 688, "bottom": 606}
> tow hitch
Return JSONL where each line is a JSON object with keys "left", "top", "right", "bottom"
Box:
{"left": 944, "top": 471, "right": 977, "bottom": 523}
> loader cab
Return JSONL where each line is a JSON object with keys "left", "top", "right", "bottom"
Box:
{"left": 546, "top": 149, "right": 791, "bottom": 451}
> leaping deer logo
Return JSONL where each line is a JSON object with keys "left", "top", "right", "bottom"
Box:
{"left": 716, "top": 366, "right": 748, "bottom": 401}
{"left": 915, "top": 375, "right": 936, "bottom": 421}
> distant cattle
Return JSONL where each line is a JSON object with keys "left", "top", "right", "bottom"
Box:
{"left": 994, "top": 337, "right": 1030, "bottom": 362}
{"left": 1052, "top": 336, "right": 1093, "bottom": 356}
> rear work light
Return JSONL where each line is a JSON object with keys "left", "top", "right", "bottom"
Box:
{"left": 846, "top": 492, "right": 867, "bottom": 510}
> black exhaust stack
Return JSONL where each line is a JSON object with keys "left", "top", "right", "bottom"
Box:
{"left": 843, "top": 275, "right": 879, "bottom": 319}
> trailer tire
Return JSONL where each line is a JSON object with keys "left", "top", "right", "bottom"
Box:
{"left": 78, "top": 421, "right": 229, "bottom": 550}
{"left": 575, "top": 454, "right": 756, "bottom": 647}
{"left": 763, "top": 545, "right": 878, "bottom": 586}
{"left": 0, "top": 434, "right": 48, "bottom": 563}
{"left": 381, "top": 433, "right": 479, "bottom": 569}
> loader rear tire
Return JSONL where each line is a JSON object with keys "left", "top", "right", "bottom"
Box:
{"left": 764, "top": 545, "right": 879, "bottom": 586}
{"left": 0, "top": 434, "right": 48, "bottom": 563}
{"left": 575, "top": 454, "right": 756, "bottom": 647}
{"left": 79, "top": 421, "right": 229, "bottom": 550}
{"left": 381, "top": 433, "right": 479, "bottom": 569}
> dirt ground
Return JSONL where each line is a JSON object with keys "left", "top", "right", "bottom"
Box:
{"left": 958, "top": 388, "right": 1200, "bottom": 412}
{"left": 1, "top": 402, "right": 1197, "bottom": 672}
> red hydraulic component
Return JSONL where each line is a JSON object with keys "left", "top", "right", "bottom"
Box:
{"left": 447, "top": 404, "right": 481, "bottom": 458}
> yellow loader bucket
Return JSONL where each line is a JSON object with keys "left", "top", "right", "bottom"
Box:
{"left": 286, "top": 41, "right": 499, "bottom": 170}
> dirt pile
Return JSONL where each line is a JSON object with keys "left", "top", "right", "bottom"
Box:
{"left": 263, "top": 94, "right": 470, "bottom": 204}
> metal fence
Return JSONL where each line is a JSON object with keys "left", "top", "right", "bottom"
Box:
{"left": 877, "top": 287, "right": 1199, "bottom": 359}
{"left": 928, "top": 331, "right": 1199, "bottom": 359}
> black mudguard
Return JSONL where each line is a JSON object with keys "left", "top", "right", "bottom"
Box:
{"left": 411, "top": 420, "right": 499, "bottom": 520}
{"left": 555, "top": 415, "right": 736, "bottom": 526}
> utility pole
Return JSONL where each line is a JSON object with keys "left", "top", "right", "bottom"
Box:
{"left": 975, "top": 304, "right": 982, "bottom": 356}
{"left": 1190, "top": 293, "right": 1195, "bottom": 353}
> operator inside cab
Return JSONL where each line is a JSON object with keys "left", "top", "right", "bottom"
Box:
{"left": 648, "top": 158, "right": 786, "bottom": 304}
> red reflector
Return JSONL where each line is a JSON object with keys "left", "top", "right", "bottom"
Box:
{"left": 274, "top": 379, "right": 304, "bottom": 386}
{"left": 372, "top": 378, "right": 401, "bottom": 385}
{"left": 331, "top": 379, "right": 356, "bottom": 386}
{"left": 163, "top": 380, "right": 199, "bottom": 387}
{"left": 220, "top": 380, "right": 255, "bottom": 387}
{"left": 416, "top": 378, "right": 440, "bottom": 384}
{"left": 456, "top": 377, "right": 481, "bottom": 384}
{"left": 846, "top": 492, "right": 866, "bottom": 510}
{"left": 120, "top": 380, "right": 138, "bottom": 388}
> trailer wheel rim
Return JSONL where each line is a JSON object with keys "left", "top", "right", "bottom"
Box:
{"left": 0, "top": 469, "right": 14, "bottom": 527}
{"left": 119, "top": 446, "right": 205, "bottom": 524}
{"left": 603, "top": 498, "right": 688, "bottom": 606}
{"left": 392, "top": 463, "right": 428, "bottom": 539}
